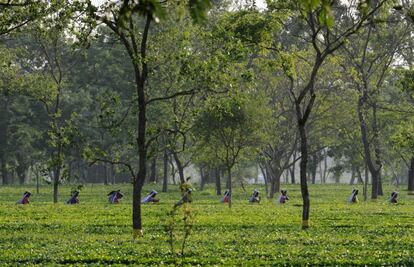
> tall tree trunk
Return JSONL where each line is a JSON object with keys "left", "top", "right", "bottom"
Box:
{"left": 408, "top": 157, "right": 414, "bottom": 193}
{"left": 104, "top": 164, "right": 108, "bottom": 185}
{"left": 356, "top": 166, "right": 363, "bottom": 184}
{"left": 149, "top": 156, "right": 157, "bottom": 183}
{"left": 290, "top": 150, "right": 296, "bottom": 184}
{"left": 298, "top": 122, "right": 310, "bottom": 229}
{"left": 311, "top": 154, "right": 317, "bottom": 184}
{"left": 255, "top": 166, "right": 259, "bottom": 184}
{"left": 17, "top": 169, "right": 26, "bottom": 185}
{"left": 318, "top": 156, "right": 323, "bottom": 183}
{"left": 269, "top": 167, "right": 281, "bottom": 199}
{"left": 36, "top": 168, "right": 40, "bottom": 194}
{"left": 290, "top": 165, "right": 295, "bottom": 184}
{"left": 349, "top": 165, "right": 356, "bottom": 185}
{"left": 132, "top": 15, "right": 151, "bottom": 237}
{"left": 215, "top": 168, "right": 221, "bottom": 195}
{"left": 172, "top": 152, "right": 185, "bottom": 184}
{"left": 200, "top": 167, "right": 206, "bottom": 191}
{"left": 322, "top": 149, "right": 328, "bottom": 183}
{"left": 372, "top": 103, "right": 383, "bottom": 196}
{"left": 378, "top": 171, "right": 383, "bottom": 196}
{"left": 53, "top": 166, "right": 60, "bottom": 204}
{"left": 0, "top": 97, "right": 10, "bottom": 185}
{"left": 364, "top": 162, "right": 369, "bottom": 201}
{"left": 259, "top": 164, "right": 268, "bottom": 196}
{"left": 132, "top": 179, "right": 143, "bottom": 236}
{"left": 270, "top": 175, "right": 281, "bottom": 199}
{"left": 226, "top": 172, "right": 231, "bottom": 189}
{"left": 311, "top": 166, "right": 316, "bottom": 184}
{"left": 285, "top": 169, "right": 289, "bottom": 184}
{"left": 1, "top": 155, "right": 9, "bottom": 185}
{"left": 335, "top": 173, "right": 340, "bottom": 184}
{"left": 133, "top": 75, "right": 147, "bottom": 235}
{"left": 358, "top": 94, "right": 380, "bottom": 199}
{"left": 162, "top": 149, "right": 168, "bottom": 192}
{"left": 227, "top": 167, "right": 232, "bottom": 208}
{"left": 269, "top": 176, "right": 276, "bottom": 199}
{"left": 169, "top": 155, "right": 176, "bottom": 185}
{"left": 111, "top": 164, "right": 116, "bottom": 184}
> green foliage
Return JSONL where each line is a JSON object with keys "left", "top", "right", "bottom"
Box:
{"left": 0, "top": 184, "right": 413, "bottom": 265}
{"left": 298, "top": 0, "right": 334, "bottom": 27}
{"left": 194, "top": 92, "right": 269, "bottom": 169}
{"left": 188, "top": 0, "right": 213, "bottom": 23}
{"left": 391, "top": 120, "right": 414, "bottom": 156}
{"left": 218, "top": 10, "right": 282, "bottom": 49}
{"left": 97, "top": 0, "right": 211, "bottom": 26}
{"left": 399, "top": 69, "right": 414, "bottom": 97}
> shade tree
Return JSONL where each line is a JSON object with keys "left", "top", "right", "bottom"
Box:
{"left": 194, "top": 91, "right": 269, "bottom": 207}
{"left": 85, "top": 0, "right": 213, "bottom": 237}
{"left": 340, "top": 7, "right": 411, "bottom": 198}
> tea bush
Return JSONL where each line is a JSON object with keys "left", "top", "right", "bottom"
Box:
{"left": 0, "top": 184, "right": 413, "bottom": 266}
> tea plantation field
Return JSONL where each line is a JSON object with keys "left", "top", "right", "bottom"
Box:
{"left": 0, "top": 184, "right": 413, "bottom": 266}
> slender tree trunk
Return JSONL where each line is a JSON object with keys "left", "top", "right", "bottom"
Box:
{"left": 132, "top": 178, "right": 143, "bottom": 236}
{"left": 290, "top": 150, "right": 296, "bottom": 184}
{"left": 318, "top": 157, "right": 323, "bottom": 183}
{"left": 162, "top": 149, "right": 168, "bottom": 192}
{"left": 149, "top": 156, "right": 157, "bottom": 183}
{"left": 111, "top": 165, "right": 116, "bottom": 184}
{"left": 1, "top": 155, "right": 9, "bottom": 185}
{"left": 322, "top": 149, "right": 328, "bottom": 183}
{"left": 372, "top": 103, "right": 383, "bottom": 196}
{"left": 133, "top": 73, "right": 147, "bottom": 235}
{"left": 408, "top": 157, "right": 414, "bottom": 193}
{"left": 215, "top": 168, "right": 221, "bottom": 195}
{"left": 36, "top": 168, "right": 40, "bottom": 194}
{"left": 269, "top": 176, "right": 276, "bottom": 199}
{"left": 298, "top": 121, "right": 310, "bottom": 229}
{"left": 290, "top": 165, "right": 295, "bottom": 184}
{"left": 104, "top": 164, "right": 108, "bottom": 185}
{"left": 200, "top": 167, "right": 206, "bottom": 191}
{"left": 0, "top": 98, "right": 10, "bottom": 185}
{"left": 311, "top": 154, "right": 317, "bottom": 184}
{"left": 94, "top": 165, "right": 99, "bottom": 183}
{"left": 335, "top": 173, "right": 340, "bottom": 184}
{"left": 53, "top": 166, "right": 60, "bottom": 204}
{"left": 18, "top": 170, "right": 25, "bottom": 185}
{"left": 226, "top": 172, "right": 231, "bottom": 189}
{"left": 227, "top": 167, "right": 232, "bottom": 208}
{"left": 259, "top": 164, "right": 268, "bottom": 196}
{"left": 358, "top": 94, "right": 380, "bottom": 199}
{"left": 132, "top": 15, "right": 152, "bottom": 237}
{"left": 169, "top": 155, "right": 176, "bottom": 185}
{"left": 364, "top": 162, "right": 369, "bottom": 201}
{"left": 311, "top": 166, "right": 316, "bottom": 184}
{"left": 378, "top": 171, "right": 383, "bottom": 196}
{"left": 285, "top": 169, "right": 289, "bottom": 184}
{"left": 356, "top": 166, "right": 363, "bottom": 184}
{"left": 349, "top": 165, "right": 356, "bottom": 185}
